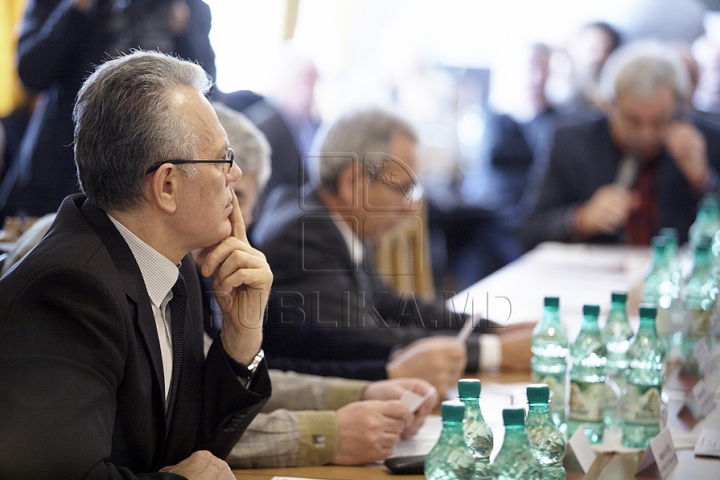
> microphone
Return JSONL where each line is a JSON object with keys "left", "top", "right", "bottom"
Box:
{"left": 615, "top": 153, "right": 640, "bottom": 190}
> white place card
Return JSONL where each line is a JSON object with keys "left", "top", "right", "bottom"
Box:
{"left": 568, "top": 426, "right": 597, "bottom": 473}
{"left": 694, "top": 340, "right": 719, "bottom": 379}
{"left": 693, "top": 379, "right": 718, "bottom": 418}
{"left": 695, "top": 427, "right": 720, "bottom": 458}
{"left": 636, "top": 428, "right": 678, "bottom": 479}
{"left": 400, "top": 388, "right": 435, "bottom": 413}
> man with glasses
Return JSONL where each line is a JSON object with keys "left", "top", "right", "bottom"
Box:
{"left": 521, "top": 41, "right": 720, "bottom": 250}
{"left": 251, "top": 108, "right": 533, "bottom": 399}
{"left": 0, "top": 51, "right": 272, "bottom": 479}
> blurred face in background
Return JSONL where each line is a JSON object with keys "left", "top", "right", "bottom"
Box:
{"left": 360, "top": 132, "right": 421, "bottom": 240}
{"left": 606, "top": 82, "right": 678, "bottom": 160}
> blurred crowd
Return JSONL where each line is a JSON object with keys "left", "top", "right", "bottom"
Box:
{"left": 4, "top": 1, "right": 720, "bottom": 293}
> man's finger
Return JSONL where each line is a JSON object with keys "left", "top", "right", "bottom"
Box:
{"left": 229, "top": 188, "right": 249, "bottom": 243}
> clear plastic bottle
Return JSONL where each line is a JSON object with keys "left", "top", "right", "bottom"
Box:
{"left": 681, "top": 236, "right": 718, "bottom": 376}
{"left": 526, "top": 384, "right": 567, "bottom": 480}
{"left": 457, "top": 379, "right": 493, "bottom": 479}
{"left": 688, "top": 195, "right": 720, "bottom": 253}
{"left": 531, "top": 296, "right": 568, "bottom": 428}
{"left": 659, "top": 227, "right": 681, "bottom": 285}
{"left": 601, "top": 292, "right": 634, "bottom": 430}
{"left": 642, "top": 236, "right": 678, "bottom": 353}
{"left": 622, "top": 305, "right": 665, "bottom": 448}
{"left": 425, "top": 401, "right": 475, "bottom": 480}
{"left": 492, "top": 408, "right": 543, "bottom": 480}
{"left": 602, "top": 292, "right": 634, "bottom": 375}
{"left": 659, "top": 227, "right": 684, "bottom": 354}
{"left": 567, "top": 304, "right": 607, "bottom": 443}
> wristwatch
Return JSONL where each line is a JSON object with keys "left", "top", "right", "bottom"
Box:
{"left": 246, "top": 349, "right": 264, "bottom": 374}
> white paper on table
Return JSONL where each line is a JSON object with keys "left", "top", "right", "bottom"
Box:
{"left": 636, "top": 428, "right": 678, "bottom": 479}
{"left": 400, "top": 388, "right": 436, "bottom": 413}
{"left": 695, "top": 427, "right": 720, "bottom": 457}
{"left": 693, "top": 379, "right": 718, "bottom": 418}
{"left": 389, "top": 415, "right": 441, "bottom": 458}
{"left": 568, "top": 427, "right": 597, "bottom": 473}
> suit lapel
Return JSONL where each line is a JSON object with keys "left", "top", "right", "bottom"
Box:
{"left": 79, "top": 198, "right": 166, "bottom": 411}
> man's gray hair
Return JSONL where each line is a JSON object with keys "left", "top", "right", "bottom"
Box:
{"left": 598, "top": 41, "right": 691, "bottom": 104}
{"left": 315, "top": 107, "right": 418, "bottom": 193}
{"left": 211, "top": 102, "right": 271, "bottom": 189}
{"left": 73, "top": 50, "right": 213, "bottom": 211}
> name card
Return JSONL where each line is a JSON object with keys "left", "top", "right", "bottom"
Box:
{"left": 568, "top": 426, "right": 597, "bottom": 473}
{"left": 695, "top": 427, "right": 720, "bottom": 458}
{"left": 692, "top": 379, "right": 718, "bottom": 418}
{"left": 636, "top": 428, "right": 678, "bottom": 479}
{"left": 694, "top": 340, "right": 720, "bottom": 386}
{"left": 400, "top": 388, "right": 436, "bottom": 413}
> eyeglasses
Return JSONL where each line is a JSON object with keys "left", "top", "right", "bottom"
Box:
{"left": 145, "top": 148, "right": 235, "bottom": 175}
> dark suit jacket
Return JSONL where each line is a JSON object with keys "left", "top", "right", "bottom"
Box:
{"left": 251, "top": 186, "right": 483, "bottom": 380}
{"left": 520, "top": 117, "right": 720, "bottom": 250}
{"left": 0, "top": 195, "right": 270, "bottom": 479}
{"left": 0, "top": 0, "right": 216, "bottom": 219}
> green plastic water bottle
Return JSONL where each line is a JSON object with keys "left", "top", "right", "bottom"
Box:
{"left": 458, "top": 379, "right": 493, "bottom": 478}
{"left": 526, "top": 384, "right": 567, "bottom": 480}
{"left": 492, "top": 408, "right": 542, "bottom": 480}
{"left": 567, "top": 304, "right": 607, "bottom": 443}
{"left": 601, "top": 292, "right": 633, "bottom": 430}
{"left": 689, "top": 195, "right": 720, "bottom": 253}
{"left": 642, "top": 236, "right": 678, "bottom": 353}
{"left": 425, "top": 401, "right": 475, "bottom": 480}
{"left": 681, "top": 236, "right": 718, "bottom": 376}
{"left": 602, "top": 292, "right": 633, "bottom": 375}
{"left": 531, "top": 296, "right": 568, "bottom": 428}
{"left": 622, "top": 305, "right": 665, "bottom": 448}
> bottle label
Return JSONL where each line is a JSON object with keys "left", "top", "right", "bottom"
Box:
{"left": 623, "top": 383, "right": 662, "bottom": 425}
{"left": 656, "top": 307, "right": 673, "bottom": 337}
{"left": 568, "top": 380, "right": 604, "bottom": 422}
{"left": 532, "top": 371, "right": 566, "bottom": 414}
{"left": 688, "top": 309, "right": 713, "bottom": 338}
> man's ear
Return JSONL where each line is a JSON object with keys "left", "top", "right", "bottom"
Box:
{"left": 148, "top": 165, "right": 179, "bottom": 214}
{"left": 336, "top": 162, "right": 361, "bottom": 206}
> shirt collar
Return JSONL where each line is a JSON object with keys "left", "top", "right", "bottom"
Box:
{"left": 330, "top": 213, "right": 364, "bottom": 266}
{"left": 107, "top": 215, "right": 180, "bottom": 307}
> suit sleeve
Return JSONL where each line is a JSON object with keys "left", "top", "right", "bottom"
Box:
{"left": 0, "top": 265, "right": 144, "bottom": 479}
{"left": 519, "top": 127, "right": 579, "bottom": 251}
{"left": 17, "top": 0, "right": 96, "bottom": 92}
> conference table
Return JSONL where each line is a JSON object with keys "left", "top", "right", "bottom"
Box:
{"left": 231, "top": 243, "right": 719, "bottom": 480}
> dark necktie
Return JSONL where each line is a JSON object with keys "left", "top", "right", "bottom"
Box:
{"left": 166, "top": 272, "right": 186, "bottom": 424}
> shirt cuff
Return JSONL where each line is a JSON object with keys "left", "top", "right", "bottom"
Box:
{"left": 479, "top": 334, "right": 502, "bottom": 370}
{"left": 296, "top": 411, "right": 338, "bottom": 466}
{"left": 325, "top": 380, "right": 369, "bottom": 410}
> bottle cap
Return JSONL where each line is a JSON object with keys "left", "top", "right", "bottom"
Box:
{"left": 502, "top": 407, "right": 526, "bottom": 426}
{"left": 544, "top": 297, "right": 559, "bottom": 308}
{"left": 638, "top": 304, "right": 657, "bottom": 319}
{"left": 526, "top": 384, "right": 550, "bottom": 404}
{"left": 441, "top": 400, "right": 466, "bottom": 422}
{"left": 659, "top": 227, "right": 678, "bottom": 241}
{"left": 651, "top": 236, "right": 667, "bottom": 248}
{"left": 583, "top": 304, "right": 600, "bottom": 316}
{"left": 611, "top": 292, "right": 627, "bottom": 303}
{"left": 458, "top": 379, "right": 481, "bottom": 399}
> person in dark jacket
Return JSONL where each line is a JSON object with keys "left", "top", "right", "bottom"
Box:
{"left": 0, "top": 0, "right": 216, "bottom": 220}
{"left": 0, "top": 50, "right": 271, "bottom": 479}
{"left": 521, "top": 41, "right": 720, "bottom": 250}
